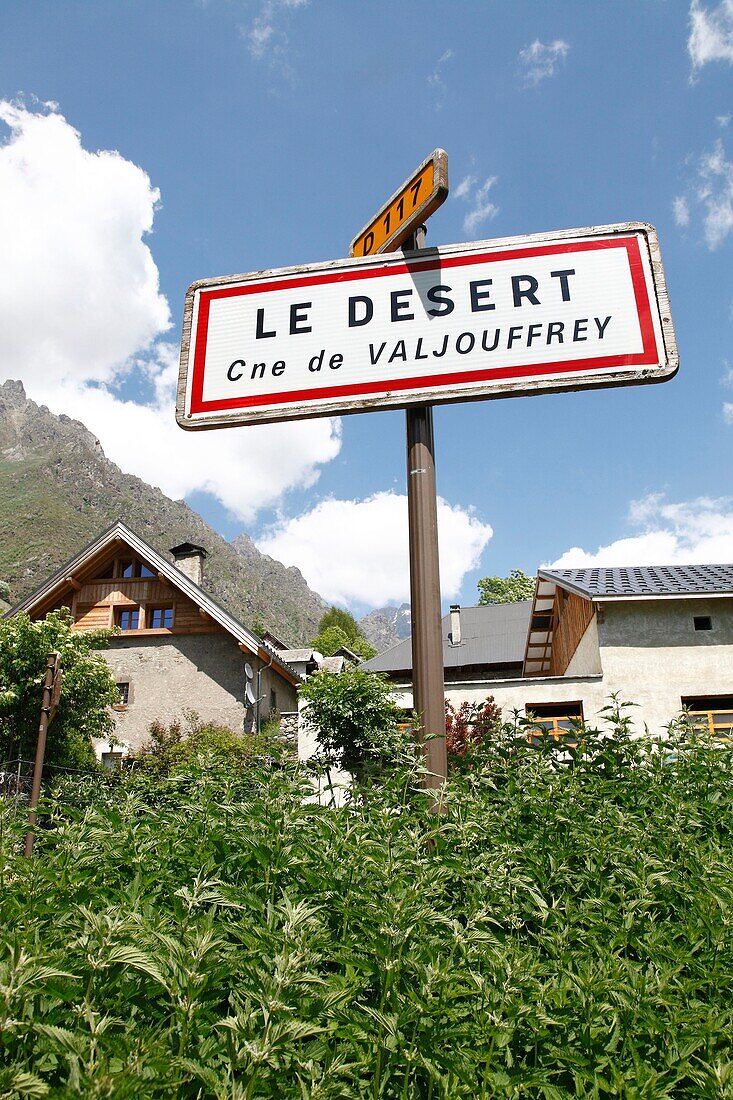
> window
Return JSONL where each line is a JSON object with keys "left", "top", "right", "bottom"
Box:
{"left": 117, "top": 682, "right": 130, "bottom": 705}
{"left": 694, "top": 616, "right": 712, "bottom": 631}
{"left": 681, "top": 695, "right": 733, "bottom": 742}
{"left": 116, "top": 606, "right": 140, "bottom": 630}
{"left": 270, "top": 689, "right": 277, "bottom": 713}
{"left": 149, "top": 606, "right": 174, "bottom": 629}
{"left": 524, "top": 701, "right": 584, "bottom": 746}
{"left": 119, "top": 560, "right": 155, "bottom": 579}
{"left": 102, "top": 752, "right": 123, "bottom": 771}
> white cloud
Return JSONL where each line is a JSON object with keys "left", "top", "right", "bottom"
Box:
{"left": 688, "top": 0, "right": 733, "bottom": 71}
{"left": 0, "top": 99, "right": 342, "bottom": 523}
{"left": 0, "top": 99, "right": 170, "bottom": 385}
{"left": 427, "top": 49, "right": 454, "bottom": 109}
{"left": 246, "top": 0, "right": 309, "bottom": 61}
{"left": 698, "top": 139, "right": 733, "bottom": 246}
{"left": 518, "top": 39, "right": 569, "bottom": 85}
{"left": 454, "top": 174, "right": 500, "bottom": 236}
{"left": 551, "top": 494, "right": 733, "bottom": 567}
{"left": 453, "top": 174, "right": 475, "bottom": 200}
{"left": 673, "top": 195, "right": 690, "bottom": 226}
{"left": 724, "top": 402, "right": 733, "bottom": 422}
{"left": 675, "top": 137, "right": 733, "bottom": 248}
{"left": 257, "top": 491, "right": 493, "bottom": 609}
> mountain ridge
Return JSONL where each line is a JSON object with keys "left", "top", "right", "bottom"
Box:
{"left": 359, "top": 603, "right": 412, "bottom": 651}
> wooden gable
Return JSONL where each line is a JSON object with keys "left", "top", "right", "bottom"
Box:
{"left": 31, "top": 539, "right": 225, "bottom": 638}
{"left": 523, "top": 579, "right": 595, "bottom": 677}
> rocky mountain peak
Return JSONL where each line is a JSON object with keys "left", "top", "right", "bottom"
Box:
{"left": 0, "top": 380, "right": 328, "bottom": 641}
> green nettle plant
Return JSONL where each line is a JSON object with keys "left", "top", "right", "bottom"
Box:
{"left": 1, "top": 699, "right": 733, "bottom": 1097}
{"left": 0, "top": 608, "right": 118, "bottom": 770}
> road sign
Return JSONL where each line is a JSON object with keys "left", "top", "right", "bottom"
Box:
{"left": 350, "top": 149, "right": 449, "bottom": 257}
{"left": 176, "top": 222, "right": 677, "bottom": 431}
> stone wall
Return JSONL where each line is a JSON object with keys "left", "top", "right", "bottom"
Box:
{"left": 100, "top": 633, "right": 298, "bottom": 753}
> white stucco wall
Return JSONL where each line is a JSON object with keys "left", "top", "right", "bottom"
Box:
{"left": 593, "top": 598, "right": 733, "bottom": 735}
{"left": 565, "top": 614, "right": 602, "bottom": 676}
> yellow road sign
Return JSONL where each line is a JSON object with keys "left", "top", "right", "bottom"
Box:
{"left": 350, "top": 148, "right": 448, "bottom": 257}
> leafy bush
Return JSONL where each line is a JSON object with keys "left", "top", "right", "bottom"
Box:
{"left": 127, "top": 712, "right": 288, "bottom": 778}
{"left": 445, "top": 695, "right": 502, "bottom": 765}
{"left": 299, "top": 665, "right": 411, "bottom": 777}
{"left": 1, "top": 708, "right": 733, "bottom": 1096}
{"left": 0, "top": 608, "right": 117, "bottom": 770}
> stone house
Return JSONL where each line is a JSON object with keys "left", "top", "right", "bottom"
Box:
{"left": 361, "top": 565, "right": 733, "bottom": 742}
{"left": 10, "top": 522, "right": 300, "bottom": 763}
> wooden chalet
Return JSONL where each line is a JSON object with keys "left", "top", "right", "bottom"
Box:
{"left": 10, "top": 522, "right": 300, "bottom": 758}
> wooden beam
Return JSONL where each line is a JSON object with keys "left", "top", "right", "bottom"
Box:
{"left": 65, "top": 576, "right": 82, "bottom": 591}
{"left": 198, "top": 608, "right": 210, "bottom": 621}
{"left": 157, "top": 572, "right": 171, "bottom": 586}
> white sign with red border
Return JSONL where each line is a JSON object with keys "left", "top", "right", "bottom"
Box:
{"left": 176, "top": 222, "right": 677, "bottom": 429}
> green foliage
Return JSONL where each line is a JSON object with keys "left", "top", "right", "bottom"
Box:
{"left": 316, "top": 606, "right": 361, "bottom": 639}
{"left": 0, "top": 608, "right": 117, "bottom": 769}
{"left": 299, "top": 665, "right": 410, "bottom": 775}
{"left": 312, "top": 624, "right": 350, "bottom": 655}
{"left": 1, "top": 707, "right": 733, "bottom": 1096}
{"left": 0, "top": 579, "right": 10, "bottom": 603}
{"left": 250, "top": 617, "right": 266, "bottom": 638}
{"left": 311, "top": 606, "right": 378, "bottom": 660}
{"left": 477, "top": 567, "right": 535, "bottom": 605}
{"left": 127, "top": 712, "right": 288, "bottom": 777}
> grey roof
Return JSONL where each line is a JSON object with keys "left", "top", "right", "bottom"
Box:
{"left": 540, "top": 564, "right": 733, "bottom": 600}
{"left": 278, "top": 649, "right": 320, "bottom": 664}
{"left": 362, "top": 601, "right": 532, "bottom": 675}
{"left": 320, "top": 655, "right": 346, "bottom": 674}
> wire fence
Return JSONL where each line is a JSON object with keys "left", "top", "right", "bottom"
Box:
{"left": 0, "top": 757, "right": 101, "bottom": 799}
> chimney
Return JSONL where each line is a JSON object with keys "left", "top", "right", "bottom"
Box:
{"left": 169, "top": 541, "right": 208, "bottom": 587}
{"left": 449, "top": 604, "right": 461, "bottom": 646}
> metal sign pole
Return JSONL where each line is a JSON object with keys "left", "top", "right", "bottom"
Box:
{"left": 403, "top": 227, "right": 447, "bottom": 792}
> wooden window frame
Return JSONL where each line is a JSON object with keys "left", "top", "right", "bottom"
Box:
{"left": 681, "top": 694, "right": 733, "bottom": 741}
{"left": 524, "top": 701, "right": 584, "bottom": 745}
{"left": 115, "top": 605, "right": 141, "bottom": 632}
{"left": 148, "top": 606, "right": 174, "bottom": 630}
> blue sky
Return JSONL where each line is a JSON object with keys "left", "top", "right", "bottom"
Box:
{"left": 1, "top": 0, "right": 732, "bottom": 615}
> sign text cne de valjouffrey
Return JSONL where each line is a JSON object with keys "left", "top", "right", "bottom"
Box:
{"left": 176, "top": 222, "right": 678, "bottom": 429}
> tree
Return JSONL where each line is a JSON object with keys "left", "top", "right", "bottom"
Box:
{"left": 299, "top": 666, "right": 409, "bottom": 775}
{"left": 477, "top": 568, "right": 535, "bottom": 605}
{"left": 312, "top": 625, "right": 350, "bottom": 656}
{"left": 311, "top": 607, "right": 377, "bottom": 660}
{"left": 0, "top": 608, "right": 118, "bottom": 770}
